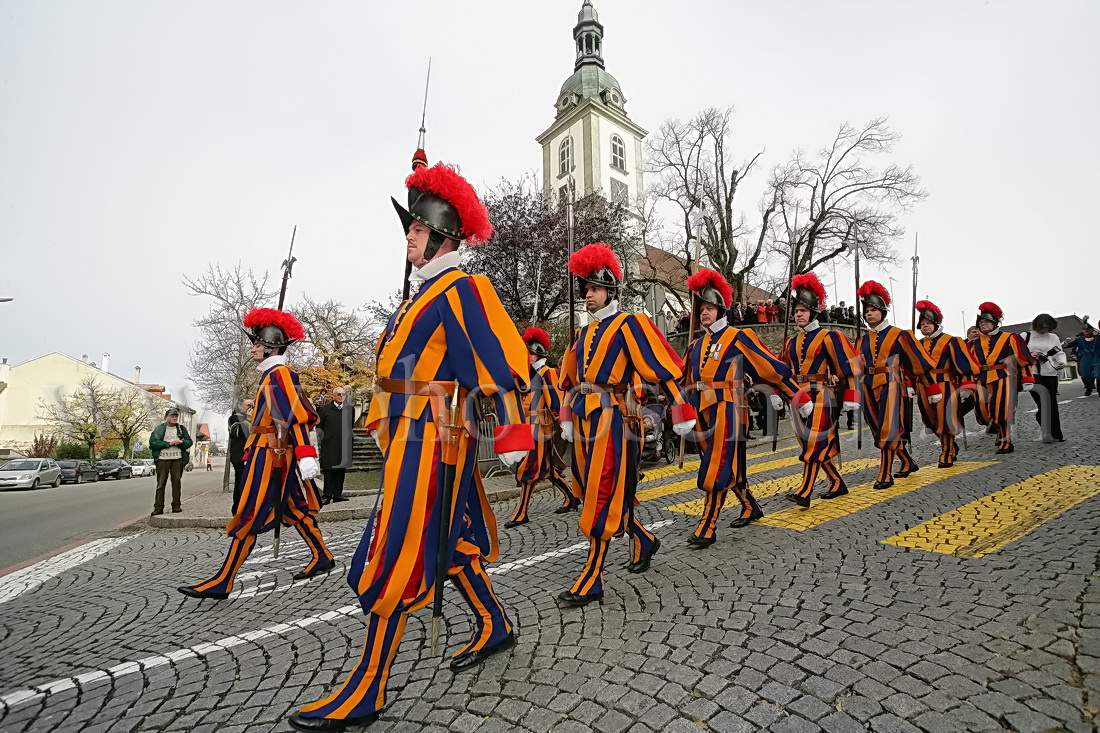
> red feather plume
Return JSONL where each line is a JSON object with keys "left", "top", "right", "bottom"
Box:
{"left": 914, "top": 299, "right": 943, "bottom": 323}
{"left": 857, "top": 280, "right": 891, "bottom": 306}
{"left": 686, "top": 268, "right": 733, "bottom": 307}
{"left": 243, "top": 308, "right": 306, "bottom": 341}
{"left": 978, "top": 301, "right": 1003, "bottom": 320}
{"left": 522, "top": 327, "right": 551, "bottom": 351}
{"left": 406, "top": 163, "right": 494, "bottom": 243}
{"left": 569, "top": 243, "right": 623, "bottom": 280}
{"left": 791, "top": 273, "right": 827, "bottom": 309}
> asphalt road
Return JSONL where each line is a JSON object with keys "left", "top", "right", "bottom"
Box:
{"left": 0, "top": 466, "right": 226, "bottom": 571}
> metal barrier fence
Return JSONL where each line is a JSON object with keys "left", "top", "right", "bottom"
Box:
{"left": 477, "top": 414, "right": 512, "bottom": 478}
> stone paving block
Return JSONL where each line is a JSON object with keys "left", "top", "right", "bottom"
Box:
{"left": 818, "top": 711, "right": 865, "bottom": 733}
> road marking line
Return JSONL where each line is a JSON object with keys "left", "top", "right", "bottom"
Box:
{"left": 882, "top": 465, "right": 1100, "bottom": 557}
{"left": 661, "top": 459, "right": 881, "bottom": 515}
{"left": 637, "top": 440, "right": 808, "bottom": 484}
{"left": 0, "top": 536, "right": 134, "bottom": 606}
{"left": 0, "top": 519, "right": 674, "bottom": 711}
{"left": 756, "top": 462, "right": 994, "bottom": 531}
{"left": 638, "top": 455, "right": 808, "bottom": 503}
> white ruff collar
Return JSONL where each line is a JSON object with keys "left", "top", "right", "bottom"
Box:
{"left": 410, "top": 250, "right": 462, "bottom": 284}
{"left": 257, "top": 354, "right": 286, "bottom": 373}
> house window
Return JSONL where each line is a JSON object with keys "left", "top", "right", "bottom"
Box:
{"left": 610, "top": 178, "right": 628, "bottom": 205}
{"left": 559, "top": 136, "right": 573, "bottom": 177}
{"left": 611, "top": 135, "right": 626, "bottom": 170}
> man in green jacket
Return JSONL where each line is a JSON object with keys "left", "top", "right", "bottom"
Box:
{"left": 150, "top": 408, "right": 193, "bottom": 515}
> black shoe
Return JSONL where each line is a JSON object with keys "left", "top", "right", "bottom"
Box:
{"left": 332, "top": 496, "right": 350, "bottom": 503}
{"left": 287, "top": 712, "right": 379, "bottom": 731}
{"left": 177, "top": 586, "right": 229, "bottom": 601}
{"left": 729, "top": 516, "right": 759, "bottom": 529}
{"left": 557, "top": 590, "right": 604, "bottom": 607}
{"left": 785, "top": 493, "right": 811, "bottom": 508}
{"left": 873, "top": 480, "right": 894, "bottom": 490}
{"left": 171, "top": 508, "right": 183, "bottom": 513}
{"left": 895, "top": 466, "right": 918, "bottom": 478}
{"left": 150, "top": 510, "right": 163, "bottom": 517}
{"left": 820, "top": 487, "right": 849, "bottom": 500}
{"left": 938, "top": 462, "right": 953, "bottom": 469}
{"left": 292, "top": 559, "right": 336, "bottom": 581}
{"left": 996, "top": 445, "right": 1014, "bottom": 454}
{"left": 687, "top": 534, "right": 716, "bottom": 549}
{"left": 503, "top": 518, "right": 529, "bottom": 529}
{"left": 553, "top": 500, "right": 580, "bottom": 514}
{"left": 449, "top": 631, "right": 516, "bottom": 671}
{"left": 321, "top": 497, "right": 332, "bottom": 506}
{"left": 627, "top": 538, "right": 661, "bottom": 573}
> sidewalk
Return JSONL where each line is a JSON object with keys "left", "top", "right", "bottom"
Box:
{"left": 146, "top": 419, "right": 799, "bottom": 529}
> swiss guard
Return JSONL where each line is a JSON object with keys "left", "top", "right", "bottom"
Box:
{"left": 913, "top": 300, "right": 980, "bottom": 467}
{"left": 682, "top": 268, "right": 800, "bottom": 545}
{"left": 179, "top": 309, "right": 334, "bottom": 600}
{"left": 556, "top": 243, "right": 695, "bottom": 606}
{"left": 505, "top": 327, "right": 578, "bottom": 528}
{"left": 855, "top": 281, "right": 939, "bottom": 488}
{"left": 780, "top": 273, "right": 860, "bottom": 506}
{"left": 971, "top": 301, "right": 1035, "bottom": 454}
{"left": 289, "top": 163, "right": 533, "bottom": 732}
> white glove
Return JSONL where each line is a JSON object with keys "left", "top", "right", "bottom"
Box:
{"left": 843, "top": 401, "right": 860, "bottom": 413}
{"left": 369, "top": 429, "right": 381, "bottom": 451}
{"left": 1022, "top": 382, "right": 1034, "bottom": 392}
{"left": 769, "top": 394, "right": 784, "bottom": 412}
{"left": 499, "top": 450, "right": 526, "bottom": 466}
{"left": 930, "top": 393, "right": 943, "bottom": 404}
{"left": 298, "top": 456, "right": 321, "bottom": 481}
{"left": 672, "top": 419, "right": 697, "bottom": 436}
{"left": 957, "top": 389, "right": 973, "bottom": 400}
{"left": 907, "top": 387, "right": 917, "bottom": 399}
{"left": 560, "top": 421, "right": 574, "bottom": 442}
{"left": 798, "top": 402, "right": 814, "bottom": 419}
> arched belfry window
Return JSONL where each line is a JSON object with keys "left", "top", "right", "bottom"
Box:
{"left": 610, "top": 135, "right": 626, "bottom": 171}
{"left": 559, "top": 136, "right": 574, "bottom": 177}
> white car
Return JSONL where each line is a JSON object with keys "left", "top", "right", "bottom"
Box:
{"left": 127, "top": 459, "right": 156, "bottom": 477}
{"left": 0, "top": 459, "right": 63, "bottom": 490}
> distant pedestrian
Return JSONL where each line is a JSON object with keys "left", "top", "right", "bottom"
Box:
{"left": 206, "top": 455, "right": 212, "bottom": 471}
{"left": 765, "top": 299, "right": 779, "bottom": 323}
{"left": 317, "top": 386, "right": 353, "bottom": 504}
{"left": 730, "top": 302, "right": 746, "bottom": 325}
{"left": 228, "top": 397, "right": 253, "bottom": 514}
{"left": 1066, "top": 324, "right": 1100, "bottom": 396}
{"left": 149, "top": 408, "right": 193, "bottom": 516}
{"left": 755, "top": 300, "right": 767, "bottom": 324}
{"left": 1026, "top": 314, "right": 1066, "bottom": 442}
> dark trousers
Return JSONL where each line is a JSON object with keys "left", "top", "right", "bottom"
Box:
{"left": 322, "top": 468, "right": 346, "bottom": 500}
{"left": 154, "top": 458, "right": 185, "bottom": 512}
{"left": 231, "top": 461, "right": 245, "bottom": 514}
{"left": 1030, "top": 374, "right": 1064, "bottom": 441}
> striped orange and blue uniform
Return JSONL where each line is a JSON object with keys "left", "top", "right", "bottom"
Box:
{"left": 299, "top": 268, "right": 533, "bottom": 723}
{"left": 971, "top": 330, "right": 1035, "bottom": 452}
{"left": 917, "top": 332, "right": 980, "bottom": 465}
{"left": 182, "top": 360, "right": 332, "bottom": 597}
{"left": 557, "top": 311, "right": 692, "bottom": 598}
{"left": 685, "top": 324, "right": 800, "bottom": 537}
{"left": 510, "top": 363, "right": 575, "bottom": 523}
{"left": 856, "top": 325, "right": 938, "bottom": 483}
{"left": 781, "top": 325, "right": 859, "bottom": 499}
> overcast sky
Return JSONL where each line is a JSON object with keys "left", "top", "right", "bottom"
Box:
{"left": 2, "top": 0, "right": 1097, "bottom": 423}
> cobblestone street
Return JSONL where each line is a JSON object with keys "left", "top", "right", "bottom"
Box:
{"left": 2, "top": 385, "right": 1098, "bottom": 733}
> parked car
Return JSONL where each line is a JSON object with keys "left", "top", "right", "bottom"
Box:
{"left": 58, "top": 460, "right": 99, "bottom": 484}
{"left": 127, "top": 458, "right": 155, "bottom": 477}
{"left": 0, "top": 459, "right": 63, "bottom": 490}
{"left": 95, "top": 459, "right": 133, "bottom": 480}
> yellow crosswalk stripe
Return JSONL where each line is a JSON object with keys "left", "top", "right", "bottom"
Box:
{"left": 662, "top": 459, "right": 881, "bottom": 514}
{"left": 756, "top": 461, "right": 994, "bottom": 530}
{"left": 638, "top": 455, "right": 811, "bottom": 503}
{"left": 882, "top": 465, "right": 1100, "bottom": 558}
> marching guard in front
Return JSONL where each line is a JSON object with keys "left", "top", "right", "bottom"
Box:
{"left": 556, "top": 243, "right": 695, "bottom": 606}
{"left": 289, "top": 162, "right": 533, "bottom": 731}
{"left": 681, "top": 269, "right": 800, "bottom": 545}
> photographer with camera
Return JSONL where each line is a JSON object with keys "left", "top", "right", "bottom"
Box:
{"left": 1026, "top": 313, "right": 1067, "bottom": 443}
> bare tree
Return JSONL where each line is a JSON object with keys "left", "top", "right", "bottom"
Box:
{"left": 184, "top": 264, "right": 275, "bottom": 413}
{"left": 769, "top": 118, "right": 927, "bottom": 274}
{"left": 27, "top": 433, "right": 58, "bottom": 458}
{"left": 38, "top": 376, "right": 112, "bottom": 461}
{"left": 292, "top": 296, "right": 378, "bottom": 396}
{"left": 643, "top": 107, "right": 772, "bottom": 303}
{"left": 104, "top": 389, "right": 162, "bottom": 458}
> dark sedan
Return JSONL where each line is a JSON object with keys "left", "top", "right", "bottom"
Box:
{"left": 58, "top": 460, "right": 99, "bottom": 484}
{"left": 95, "top": 460, "right": 133, "bottom": 480}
